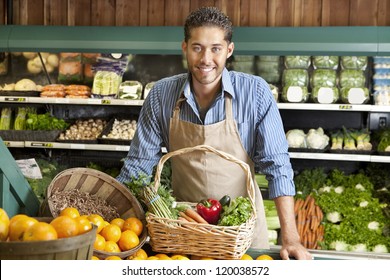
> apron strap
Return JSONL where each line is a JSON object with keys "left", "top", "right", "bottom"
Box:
{"left": 173, "top": 92, "right": 187, "bottom": 120}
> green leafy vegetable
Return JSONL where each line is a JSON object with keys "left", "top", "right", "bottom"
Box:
{"left": 284, "top": 56, "right": 311, "bottom": 69}
{"left": 312, "top": 56, "right": 339, "bottom": 69}
{"left": 218, "top": 196, "right": 253, "bottom": 226}
{"left": 311, "top": 69, "right": 337, "bottom": 87}
{"left": 341, "top": 56, "right": 368, "bottom": 70}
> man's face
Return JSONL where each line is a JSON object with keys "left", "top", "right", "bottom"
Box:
{"left": 182, "top": 26, "right": 234, "bottom": 87}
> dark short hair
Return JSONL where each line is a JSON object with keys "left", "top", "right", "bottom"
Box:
{"left": 184, "top": 7, "right": 233, "bottom": 43}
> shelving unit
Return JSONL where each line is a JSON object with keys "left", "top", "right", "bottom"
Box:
{"left": 1, "top": 25, "right": 390, "bottom": 171}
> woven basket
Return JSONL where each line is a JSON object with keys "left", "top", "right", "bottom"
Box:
{"left": 39, "top": 167, "right": 147, "bottom": 259}
{"left": 146, "top": 145, "right": 257, "bottom": 260}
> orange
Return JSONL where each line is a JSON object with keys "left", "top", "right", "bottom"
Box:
{"left": 155, "top": 253, "right": 172, "bottom": 260}
{"left": 256, "top": 254, "right": 273, "bottom": 260}
{"left": 94, "top": 233, "right": 106, "bottom": 250}
{"left": 240, "top": 254, "right": 254, "bottom": 260}
{"left": 171, "top": 255, "right": 190, "bottom": 260}
{"left": 100, "top": 224, "right": 122, "bottom": 243}
{"left": 105, "top": 256, "right": 122, "bottom": 260}
{"left": 127, "top": 248, "right": 148, "bottom": 260}
{"left": 122, "top": 217, "right": 143, "bottom": 236}
{"left": 88, "top": 214, "right": 105, "bottom": 233}
{"left": 9, "top": 216, "right": 38, "bottom": 241}
{"left": 60, "top": 207, "right": 80, "bottom": 219}
{"left": 104, "top": 240, "right": 121, "bottom": 253}
{"left": 146, "top": 256, "right": 159, "bottom": 260}
{"left": 0, "top": 209, "right": 9, "bottom": 241}
{"left": 118, "top": 230, "right": 139, "bottom": 251}
{"left": 9, "top": 214, "right": 28, "bottom": 225}
{"left": 75, "top": 216, "right": 93, "bottom": 235}
{"left": 0, "top": 219, "right": 9, "bottom": 241}
{"left": 91, "top": 256, "right": 100, "bottom": 260}
{"left": 110, "top": 218, "right": 125, "bottom": 230}
{"left": 50, "top": 216, "right": 79, "bottom": 238}
{"left": 23, "top": 222, "right": 58, "bottom": 241}
{"left": 0, "top": 208, "right": 9, "bottom": 224}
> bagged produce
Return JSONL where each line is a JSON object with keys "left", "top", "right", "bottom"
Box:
{"left": 281, "top": 86, "right": 309, "bottom": 103}
{"left": 341, "top": 56, "right": 368, "bottom": 70}
{"left": 312, "top": 56, "right": 339, "bottom": 69}
{"left": 340, "top": 87, "right": 370, "bottom": 104}
{"left": 118, "top": 81, "right": 143, "bottom": 99}
{"left": 284, "top": 55, "right": 311, "bottom": 69}
{"left": 311, "top": 69, "right": 337, "bottom": 88}
{"left": 312, "top": 87, "right": 339, "bottom": 104}
{"left": 0, "top": 107, "right": 12, "bottom": 130}
{"left": 92, "top": 70, "right": 122, "bottom": 98}
{"left": 282, "top": 69, "right": 309, "bottom": 87}
{"left": 339, "top": 69, "right": 366, "bottom": 88}
{"left": 257, "top": 57, "right": 281, "bottom": 84}
{"left": 143, "top": 82, "right": 155, "bottom": 99}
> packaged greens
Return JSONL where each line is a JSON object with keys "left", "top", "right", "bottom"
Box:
{"left": 282, "top": 69, "right": 309, "bottom": 87}
{"left": 341, "top": 56, "right": 368, "bottom": 70}
{"left": 118, "top": 81, "right": 143, "bottom": 99}
{"left": 312, "top": 56, "right": 339, "bottom": 69}
{"left": 312, "top": 87, "right": 339, "bottom": 104}
{"left": 284, "top": 56, "right": 311, "bottom": 69}
{"left": 339, "top": 69, "right": 366, "bottom": 88}
{"left": 311, "top": 69, "right": 338, "bottom": 88}
{"left": 340, "top": 87, "right": 370, "bottom": 104}
{"left": 281, "top": 86, "right": 309, "bottom": 103}
{"left": 0, "top": 107, "right": 12, "bottom": 130}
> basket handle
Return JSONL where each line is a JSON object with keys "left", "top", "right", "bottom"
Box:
{"left": 153, "top": 144, "right": 256, "bottom": 211}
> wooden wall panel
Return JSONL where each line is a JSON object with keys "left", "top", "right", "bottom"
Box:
{"left": 378, "top": 0, "right": 390, "bottom": 25}
{"left": 350, "top": 0, "right": 379, "bottom": 26}
{"left": 293, "top": 0, "right": 322, "bottom": 27}
{"left": 321, "top": 0, "right": 351, "bottom": 26}
{"left": 44, "top": 0, "right": 67, "bottom": 25}
{"left": 68, "top": 0, "right": 92, "bottom": 26}
{"left": 239, "top": 0, "right": 268, "bottom": 26}
{"left": 91, "top": 0, "right": 115, "bottom": 26}
{"left": 116, "top": 0, "right": 141, "bottom": 26}
{"left": 2, "top": 0, "right": 389, "bottom": 26}
{"left": 268, "top": 0, "right": 294, "bottom": 26}
{"left": 164, "top": 0, "right": 190, "bottom": 26}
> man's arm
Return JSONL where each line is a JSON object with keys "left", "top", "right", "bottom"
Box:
{"left": 274, "top": 195, "right": 313, "bottom": 260}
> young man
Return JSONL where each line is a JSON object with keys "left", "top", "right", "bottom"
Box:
{"left": 117, "top": 6, "right": 312, "bottom": 260}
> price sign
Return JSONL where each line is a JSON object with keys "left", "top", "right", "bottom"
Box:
{"left": 5, "top": 97, "right": 26, "bottom": 102}
{"left": 101, "top": 99, "right": 112, "bottom": 105}
{"left": 30, "top": 142, "right": 53, "bottom": 147}
{"left": 338, "top": 105, "right": 353, "bottom": 110}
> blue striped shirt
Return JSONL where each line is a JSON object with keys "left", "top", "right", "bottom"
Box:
{"left": 116, "top": 68, "right": 295, "bottom": 198}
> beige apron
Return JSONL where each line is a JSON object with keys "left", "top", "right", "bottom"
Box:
{"left": 168, "top": 93, "right": 269, "bottom": 249}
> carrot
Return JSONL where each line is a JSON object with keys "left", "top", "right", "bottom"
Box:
{"left": 185, "top": 208, "right": 209, "bottom": 224}
{"left": 178, "top": 217, "right": 188, "bottom": 222}
{"left": 294, "top": 199, "right": 303, "bottom": 213}
{"left": 297, "top": 209, "right": 305, "bottom": 237}
{"left": 179, "top": 211, "right": 196, "bottom": 223}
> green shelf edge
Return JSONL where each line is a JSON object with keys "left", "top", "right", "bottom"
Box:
{"left": 0, "top": 25, "right": 388, "bottom": 55}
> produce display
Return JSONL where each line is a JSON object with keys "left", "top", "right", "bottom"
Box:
{"left": 340, "top": 56, "right": 368, "bottom": 70}
{"left": 330, "top": 127, "right": 372, "bottom": 151}
{"left": 372, "top": 56, "right": 390, "bottom": 105}
{"left": 117, "top": 81, "right": 143, "bottom": 99}
{"left": 286, "top": 127, "right": 329, "bottom": 150}
{"left": 57, "top": 118, "right": 107, "bottom": 141}
{"left": 257, "top": 56, "right": 281, "bottom": 84}
{"left": 294, "top": 168, "right": 390, "bottom": 253}
{"left": 100, "top": 118, "right": 137, "bottom": 141}
{"left": 312, "top": 56, "right": 339, "bottom": 69}
{"left": 284, "top": 56, "right": 311, "bottom": 69}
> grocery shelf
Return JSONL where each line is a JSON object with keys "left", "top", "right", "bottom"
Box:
{"left": 277, "top": 103, "right": 374, "bottom": 112}
{"left": 0, "top": 96, "right": 144, "bottom": 106}
{"left": 25, "top": 141, "right": 130, "bottom": 152}
{"left": 1, "top": 95, "right": 389, "bottom": 112}
{"left": 6, "top": 140, "right": 390, "bottom": 163}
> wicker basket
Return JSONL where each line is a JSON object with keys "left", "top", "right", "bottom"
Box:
{"left": 39, "top": 167, "right": 147, "bottom": 259}
{"left": 146, "top": 145, "right": 257, "bottom": 260}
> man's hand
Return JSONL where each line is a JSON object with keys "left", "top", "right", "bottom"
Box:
{"left": 274, "top": 196, "right": 313, "bottom": 260}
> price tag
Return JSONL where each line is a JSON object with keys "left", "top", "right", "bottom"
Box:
{"left": 30, "top": 142, "right": 53, "bottom": 147}
{"left": 348, "top": 88, "right": 366, "bottom": 104}
{"left": 70, "top": 144, "right": 86, "bottom": 149}
{"left": 115, "top": 145, "right": 129, "bottom": 151}
{"left": 287, "top": 86, "right": 303, "bottom": 102}
{"left": 5, "top": 97, "right": 26, "bottom": 102}
{"left": 87, "top": 99, "right": 102, "bottom": 105}
{"left": 4, "top": 141, "right": 10, "bottom": 146}
{"left": 317, "top": 87, "right": 334, "bottom": 104}
{"left": 338, "top": 105, "right": 353, "bottom": 110}
{"left": 55, "top": 98, "right": 69, "bottom": 103}
{"left": 101, "top": 99, "right": 112, "bottom": 105}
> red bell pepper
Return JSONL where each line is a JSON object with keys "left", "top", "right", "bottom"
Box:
{"left": 196, "top": 198, "right": 222, "bottom": 224}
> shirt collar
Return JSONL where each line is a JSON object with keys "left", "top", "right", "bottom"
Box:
{"left": 182, "top": 68, "right": 235, "bottom": 99}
